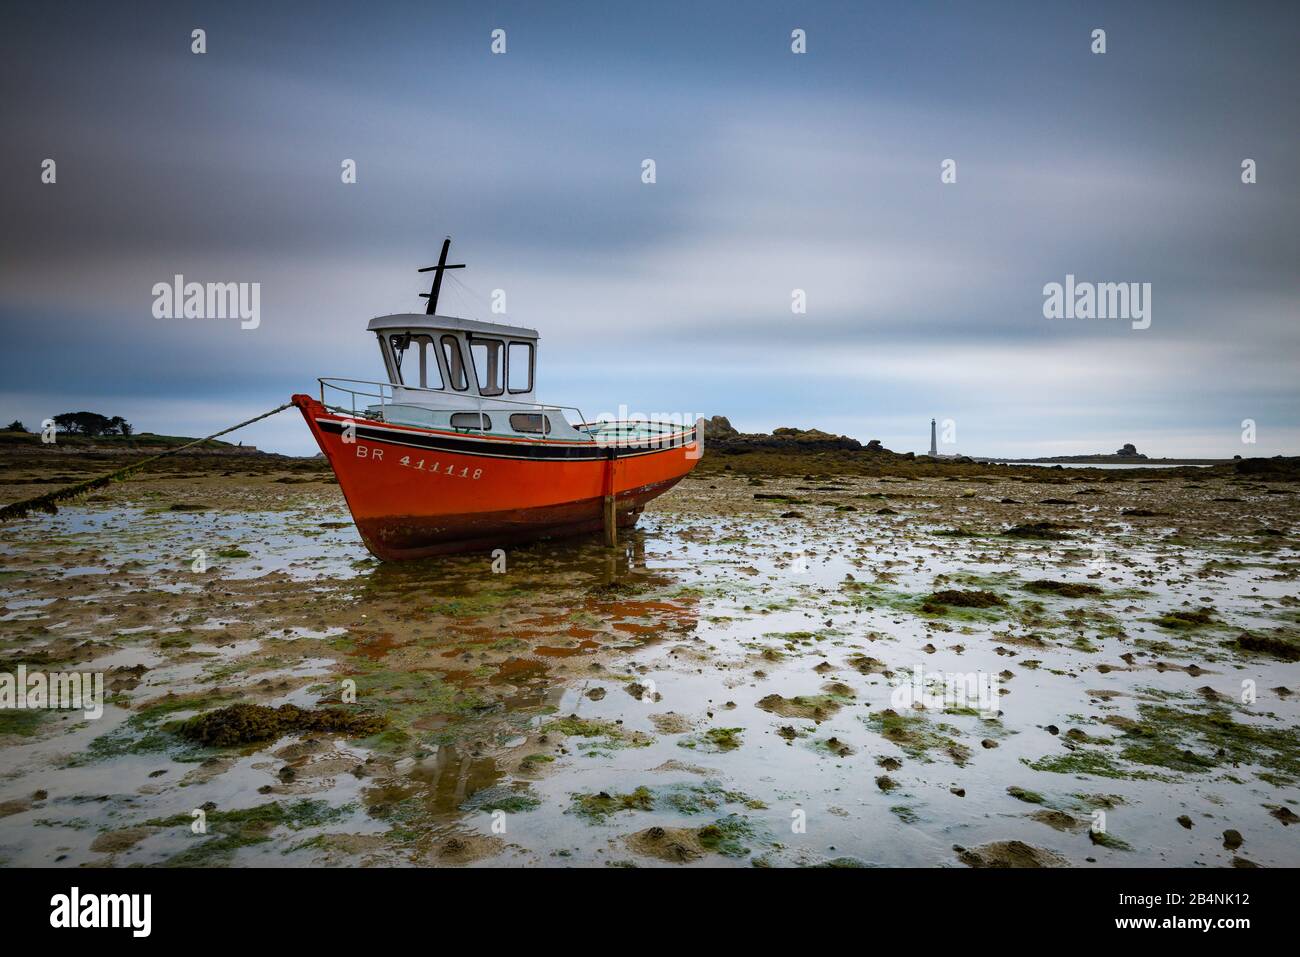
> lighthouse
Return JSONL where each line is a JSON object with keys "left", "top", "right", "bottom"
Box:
{"left": 929, "top": 418, "right": 938, "bottom": 457}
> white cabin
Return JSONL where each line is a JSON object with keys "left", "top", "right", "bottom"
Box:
{"left": 363, "top": 313, "right": 587, "bottom": 439}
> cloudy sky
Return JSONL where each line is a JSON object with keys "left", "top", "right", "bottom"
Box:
{"left": 2, "top": 0, "right": 1296, "bottom": 456}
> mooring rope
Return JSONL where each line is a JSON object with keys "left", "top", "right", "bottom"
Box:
{"left": 0, "top": 402, "right": 295, "bottom": 522}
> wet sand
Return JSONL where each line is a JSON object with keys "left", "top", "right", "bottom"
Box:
{"left": 0, "top": 452, "right": 1297, "bottom": 867}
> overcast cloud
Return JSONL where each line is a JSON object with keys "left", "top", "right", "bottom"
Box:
{"left": 2, "top": 1, "right": 1296, "bottom": 456}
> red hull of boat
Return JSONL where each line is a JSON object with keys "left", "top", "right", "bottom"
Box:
{"left": 291, "top": 395, "right": 701, "bottom": 559}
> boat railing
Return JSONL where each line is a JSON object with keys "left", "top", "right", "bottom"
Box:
{"left": 318, "top": 378, "right": 700, "bottom": 450}
{"left": 573, "top": 420, "right": 696, "bottom": 437}
{"left": 317, "top": 376, "right": 589, "bottom": 434}
{"left": 574, "top": 420, "right": 700, "bottom": 448}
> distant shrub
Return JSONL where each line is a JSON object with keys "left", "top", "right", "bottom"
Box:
{"left": 51, "top": 412, "right": 134, "bottom": 437}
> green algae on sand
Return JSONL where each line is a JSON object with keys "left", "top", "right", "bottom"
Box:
{"left": 458, "top": 784, "right": 542, "bottom": 814}
{"left": 570, "top": 781, "right": 765, "bottom": 823}
{"left": 144, "top": 799, "right": 352, "bottom": 866}
{"left": 756, "top": 693, "right": 844, "bottom": 720}
{"left": 0, "top": 709, "right": 48, "bottom": 738}
{"left": 622, "top": 813, "right": 762, "bottom": 863}
{"left": 1023, "top": 703, "right": 1300, "bottom": 785}
{"left": 543, "top": 715, "right": 652, "bottom": 751}
{"left": 678, "top": 726, "right": 744, "bottom": 751}
{"left": 866, "top": 709, "right": 973, "bottom": 765}
{"left": 1006, "top": 786, "right": 1046, "bottom": 804}
{"left": 570, "top": 786, "right": 657, "bottom": 821}
{"left": 1118, "top": 704, "right": 1300, "bottom": 781}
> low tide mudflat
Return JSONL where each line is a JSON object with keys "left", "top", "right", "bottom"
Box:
{"left": 1, "top": 451, "right": 1297, "bottom": 867}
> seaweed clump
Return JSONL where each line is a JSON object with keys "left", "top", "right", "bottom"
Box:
{"left": 174, "top": 703, "right": 385, "bottom": 746}
{"left": 922, "top": 590, "right": 1005, "bottom": 613}
{"left": 1234, "top": 631, "right": 1300, "bottom": 662}
{"left": 1003, "top": 522, "right": 1071, "bottom": 540}
{"left": 1154, "top": 606, "right": 1217, "bottom": 630}
{"left": 1023, "top": 580, "right": 1103, "bottom": 598}
{"left": 954, "top": 840, "right": 1064, "bottom": 868}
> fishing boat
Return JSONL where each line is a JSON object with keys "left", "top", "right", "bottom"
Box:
{"left": 292, "top": 240, "right": 703, "bottom": 560}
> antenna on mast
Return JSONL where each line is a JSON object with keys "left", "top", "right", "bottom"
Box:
{"left": 417, "top": 237, "right": 466, "bottom": 315}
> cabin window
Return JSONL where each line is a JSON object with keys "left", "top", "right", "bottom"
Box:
{"left": 387, "top": 333, "right": 413, "bottom": 384}
{"left": 507, "top": 341, "right": 534, "bottom": 394}
{"left": 378, "top": 333, "right": 398, "bottom": 382}
{"left": 413, "top": 335, "right": 443, "bottom": 390}
{"left": 449, "top": 412, "right": 491, "bottom": 431}
{"left": 509, "top": 413, "right": 551, "bottom": 435}
{"left": 440, "top": 335, "right": 469, "bottom": 391}
{"left": 469, "top": 337, "right": 504, "bottom": 397}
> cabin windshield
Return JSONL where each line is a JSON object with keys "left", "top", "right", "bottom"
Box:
{"left": 386, "top": 333, "right": 445, "bottom": 390}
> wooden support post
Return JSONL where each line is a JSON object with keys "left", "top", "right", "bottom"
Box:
{"left": 602, "top": 450, "right": 617, "bottom": 548}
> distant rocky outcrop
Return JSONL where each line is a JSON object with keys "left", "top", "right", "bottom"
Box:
{"left": 1233, "top": 456, "right": 1300, "bottom": 479}
{"left": 702, "top": 415, "right": 738, "bottom": 439}
{"left": 702, "top": 418, "right": 918, "bottom": 457}
{"left": 1008, "top": 442, "right": 1163, "bottom": 465}
{"left": 702, "top": 416, "right": 863, "bottom": 453}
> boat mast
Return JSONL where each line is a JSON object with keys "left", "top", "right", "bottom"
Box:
{"left": 418, "top": 237, "right": 466, "bottom": 315}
